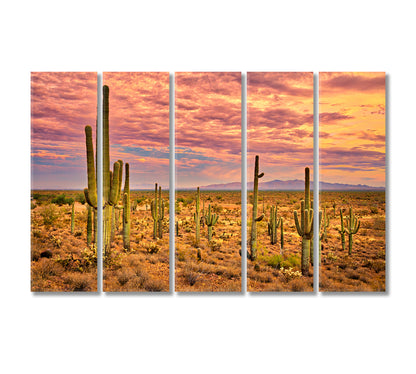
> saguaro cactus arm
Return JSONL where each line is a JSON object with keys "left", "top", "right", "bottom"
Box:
{"left": 84, "top": 125, "right": 97, "bottom": 209}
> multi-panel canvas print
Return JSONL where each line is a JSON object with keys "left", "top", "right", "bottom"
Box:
{"left": 31, "top": 72, "right": 98, "bottom": 292}
{"left": 102, "top": 72, "right": 170, "bottom": 292}
{"left": 175, "top": 72, "right": 242, "bottom": 292}
{"left": 319, "top": 72, "right": 386, "bottom": 292}
{"left": 247, "top": 72, "right": 314, "bottom": 292}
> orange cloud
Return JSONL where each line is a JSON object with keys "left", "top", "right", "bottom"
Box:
{"left": 103, "top": 72, "right": 170, "bottom": 189}
{"left": 247, "top": 72, "right": 314, "bottom": 182}
{"left": 176, "top": 72, "right": 241, "bottom": 188}
{"left": 319, "top": 72, "right": 385, "bottom": 187}
{"left": 31, "top": 72, "right": 97, "bottom": 189}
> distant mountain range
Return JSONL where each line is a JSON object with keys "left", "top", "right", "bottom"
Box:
{"left": 195, "top": 179, "right": 384, "bottom": 191}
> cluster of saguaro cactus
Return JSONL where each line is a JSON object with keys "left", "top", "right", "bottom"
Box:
{"left": 268, "top": 205, "right": 281, "bottom": 245}
{"left": 151, "top": 183, "right": 165, "bottom": 239}
{"left": 193, "top": 187, "right": 201, "bottom": 246}
{"left": 293, "top": 167, "right": 314, "bottom": 276}
{"left": 205, "top": 204, "right": 219, "bottom": 242}
{"left": 344, "top": 206, "right": 360, "bottom": 255}
{"left": 250, "top": 155, "right": 265, "bottom": 261}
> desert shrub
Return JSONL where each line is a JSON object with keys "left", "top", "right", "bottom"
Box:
{"left": 281, "top": 255, "right": 301, "bottom": 269}
{"left": 212, "top": 204, "right": 222, "bottom": 213}
{"left": 145, "top": 242, "right": 160, "bottom": 254}
{"left": 51, "top": 194, "right": 74, "bottom": 206}
{"left": 32, "top": 229, "right": 42, "bottom": 238}
{"left": 281, "top": 267, "right": 302, "bottom": 281}
{"left": 117, "top": 268, "right": 136, "bottom": 286}
{"left": 144, "top": 278, "right": 165, "bottom": 291}
{"left": 32, "top": 258, "right": 64, "bottom": 279}
{"left": 50, "top": 234, "right": 62, "bottom": 248}
{"left": 326, "top": 252, "right": 338, "bottom": 262}
{"left": 370, "top": 206, "right": 379, "bottom": 214}
{"left": 290, "top": 278, "right": 307, "bottom": 292}
{"left": 176, "top": 250, "right": 186, "bottom": 262}
{"left": 31, "top": 202, "right": 36, "bottom": 210}
{"left": 64, "top": 273, "right": 94, "bottom": 291}
{"left": 40, "top": 204, "right": 58, "bottom": 226}
{"left": 80, "top": 245, "right": 97, "bottom": 269}
{"left": 104, "top": 250, "right": 123, "bottom": 269}
{"left": 74, "top": 230, "right": 83, "bottom": 237}
{"left": 260, "top": 254, "right": 283, "bottom": 268}
{"left": 209, "top": 239, "right": 223, "bottom": 251}
{"left": 75, "top": 193, "right": 86, "bottom": 205}
{"left": 184, "top": 269, "right": 199, "bottom": 286}
{"left": 373, "top": 217, "right": 385, "bottom": 231}
{"left": 345, "top": 269, "right": 360, "bottom": 280}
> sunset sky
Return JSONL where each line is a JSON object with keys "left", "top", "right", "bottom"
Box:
{"left": 31, "top": 72, "right": 97, "bottom": 190}
{"left": 320, "top": 72, "right": 385, "bottom": 187}
{"left": 175, "top": 72, "right": 241, "bottom": 189}
{"left": 103, "top": 72, "right": 169, "bottom": 190}
{"left": 247, "top": 72, "right": 314, "bottom": 183}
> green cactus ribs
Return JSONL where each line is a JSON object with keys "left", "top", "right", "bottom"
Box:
{"left": 151, "top": 183, "right": 165, "bottom": 239}
{"left": 293, "top": 167, "right": 314, "bottom": 276}
{"left": 205, "top": 203, "right": 219, "bottom": 242}
{"left": 193, "top": 187, "right": 201, "bottom": 247}
{"left": 250, "top": 155, "right": 265, "bottom": 261}
{"left": 345, "top": 206, "right": 360, "bottom": 255}
{"left": 123, "top": 163, "right": 130, "bottom": 250}
{"left": 268, "top": 205, "right": 281, "bottom": 245}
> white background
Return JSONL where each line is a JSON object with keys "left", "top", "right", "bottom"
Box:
{"left": 1, "top": 1, "right": 414, "bottom": 373}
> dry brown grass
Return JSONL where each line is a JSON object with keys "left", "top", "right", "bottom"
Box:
{"left": 319, "top": 191, "right": 385, "bottom": 292}
{"left": 31, "top": 191, "right": 97, "bottom": 292}
{"left": 175, "top": 190, "right": 241, "bottom": 292}
{"left": 247, "top": 191, "right": 314, "bottom": 292}
{"left": 103, "top": 190, "right": 170, "bottom": 292}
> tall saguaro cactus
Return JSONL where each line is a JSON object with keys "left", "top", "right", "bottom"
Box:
{"left": 250, "top": 155, "right": 265, "bottom": 261}
{"left": 101, "top": 85, "right": 125, "bottom": 256}
{"left": 123, "top": 163, "right": 130, "bottom": 250}
{"left": 205, "top": 204, "right": 219, "bottom": 242}
{"left": 157, "top": 186, "right": 165, "bottom": 239}
{"left": 71, "top": 202, "right": 75, "bottom": 234}
{"left": 280, "top": 217, "right": 284, "bottom": 255}
{"left": 194, "top": 187, "right": 201, "bottom": 247}
{"left": 84, "top": 125, "right": 97, "bottom": 245}
{"left": 320, "top": 207, "right": 330, "bottom": 242}
{"left": 345, "top": 206, "right": 360, "bottom": 255}
{"left": 151, "top": 183, "right": 158, "bottom": 239}
{"left": 337, "top": 209, "right": 347, "bottom": 251}
{"left": 294, "top": 167, "right": 314, "bottom": 276}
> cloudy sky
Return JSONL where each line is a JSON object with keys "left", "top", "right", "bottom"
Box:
{"left": 247, "top": 72, "right": 314, "bottom": 183}
{"left": 175, "top": 72, "right": 241, "bottom": 189}
{"left": 31, "top": 72, "right": 97, "bottom": 190}
{"left": 320, "top": 72, "right": 385, "bottom": 187}
{"left": 103, "top": 72, "right": 169, "bottom": 190}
